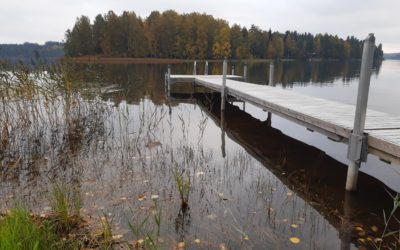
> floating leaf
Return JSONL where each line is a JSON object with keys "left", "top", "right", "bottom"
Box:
{"left": 151, "top": 195, "right": 159, "bottom": 200}
{"left": 358, "top": 231, "right": 366, "bottom": 237}
{"left": 358, "top": 238, "right": 366, "bottom": 244}
{"left": 112, "top": 234, "right": 123, "bottom": 240}
{"left": 219, "top": 243, "right": 227, "bottom": 250}
{"left": 291, "top": 224, "right": 299, "bottom": 228}
{"left": 355, "top": 226, "right": 363, "bottom": 231}
{"left": 137, "top": 239, "right": 144, "bottom": 244}
{"left": 207, "top": 214, "right": 217, "bottom": 220}
{"left": 177, "top": 241, "right": 185, "bottom": 248}
{"left": 243, "top": 236, "right": 249, "bottom": 241}
{"left": 289, "top": 237, "right": 300, "bottom": 244}
{"left": 138, "top": 194, "right": 147, "bottom": 201}
{"left": 287, "top": 192, "right": 293, "bottom": 196}
{"left": 371, "top": 226, "right": 378, "bottom": 232}
{"left": 194, "top": 239, "right": 201, "bottom": 244}
{"left": 195, "top": 171, "right": 205, "bottom": 177}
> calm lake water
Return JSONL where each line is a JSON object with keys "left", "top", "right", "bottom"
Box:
{"left": 1, "top": 59, "right": 399, "bottom": 249}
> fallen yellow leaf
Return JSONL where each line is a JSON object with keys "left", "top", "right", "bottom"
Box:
{"left": 194, "top": 239, "right": 201, "bottom": 244}
{"left": 371, "top": 226, "right": 378, "bottom": 232}
{"left": 177, "top": 241, "right": 185, "bottom": 248}
{"left": 291, "top": 224, "right": 299, "bottom": 228}
{"left": 219, "top": 243, "right": 227, "bottom": 250}
{"left": 289, "top": 237, "right": 300, "bottom": 244}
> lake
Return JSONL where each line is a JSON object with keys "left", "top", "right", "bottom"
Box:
{"left": 1, "top": 59, "right": 399, "bottom": 249}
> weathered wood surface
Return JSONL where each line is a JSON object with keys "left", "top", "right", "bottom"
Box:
{"left": 170, "top": 75, "right": 400, "bottom": 163}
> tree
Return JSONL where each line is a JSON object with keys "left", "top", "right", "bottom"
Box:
{"left": 212, "top": 25, "right": 231, "bottom": 59}
{"left": 64, "top": 16, "right": 93, "bottom": 56}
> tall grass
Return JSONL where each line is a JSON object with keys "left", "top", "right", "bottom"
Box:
{"left": 173, "top": 169, "right": 191, "bottom": 209}
{"left": 49, "top": 183, "right": 81, "bottom": 233}
{"left": 0, "top": 207, "right": 59, "bottom": 250}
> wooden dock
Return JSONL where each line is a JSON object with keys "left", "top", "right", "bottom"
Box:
{"left": 169, "top": 75, "right": 400, "bottom": 166}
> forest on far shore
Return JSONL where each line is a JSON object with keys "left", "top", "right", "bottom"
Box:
{"left": 64, "top": 10, "right": 384, "bottom": 61}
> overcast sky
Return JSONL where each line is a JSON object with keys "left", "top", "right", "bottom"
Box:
{"left": 1, "top": 0, "right": 399, "bottom": 52}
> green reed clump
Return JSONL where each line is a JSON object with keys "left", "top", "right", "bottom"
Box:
{"left": 0, "top": 207, "right": 59, "bottom": 250}
{"left": 173, "top": 169, "right": 191, "bottom": 209}
{"left": 376, "top": 192, "right": 400, "bottom": 249}
{"left": 128, "top": 209, "right": 162, "bottom": 250}
{"left": 49, "top": 183, "right": 81, "bottom": 234}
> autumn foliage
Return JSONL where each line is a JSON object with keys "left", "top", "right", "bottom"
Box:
{"left": 64, "top": 10, "right": 384, "bottom": 60}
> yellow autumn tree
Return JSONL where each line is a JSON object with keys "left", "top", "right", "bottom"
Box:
{"left": 212, "top": 26, "right": 231, "bottom": 59}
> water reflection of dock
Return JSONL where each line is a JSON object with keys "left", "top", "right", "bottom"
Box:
{"left": 168, "top": 37, "right": 400, "bottom": 192}
{"left": 171, "top": 92, "right": 397, "bottom": 249}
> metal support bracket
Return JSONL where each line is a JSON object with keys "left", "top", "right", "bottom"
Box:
{"left": 347, "top": 132, "right": 368, "bottom": 162}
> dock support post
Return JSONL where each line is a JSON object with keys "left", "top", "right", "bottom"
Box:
{"left": 167, "top": 65, "right": 171, "bottom": 99}
{"left": 345, "top": 34, "right": 375, "bottom": 191}
{"left": 266, "top": 62, "right": 273, "bottom": 125}
{"left": 221, "top": 59, "right": 227, "bottom": 112}
{"left": 269, "top": 62, "right": 274, "bottom": 85}
{"left": 231, "top": 65, "right": 235, "bottom": 75}
{"left": 204, "top": 61, "right": 208, "bottom": 75}
{"left": 221, "top": 104, "right": 226, "bottom": 158}
{"left": 220, "top": 59, "right": 227, "bottom": 157}
{"left": 243, "top": 63, "right": 247, "bottom": 82}
{"left": 193, "top": 60, "right": 197, "bottom": 75}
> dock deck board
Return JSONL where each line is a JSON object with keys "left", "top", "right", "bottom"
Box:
{"left": 170, "top": 75, "right": 400, "bottom": 163}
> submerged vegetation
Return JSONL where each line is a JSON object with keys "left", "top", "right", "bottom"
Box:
{"left": 64, "top": 10, "right": 384, "bottom": 60}
{"left": 0, "top": 62, "right": 399, "bottom": 249}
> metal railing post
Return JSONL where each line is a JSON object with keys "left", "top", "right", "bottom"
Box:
{"left": 204, "top": 60, "right": 208, "bottom": 75}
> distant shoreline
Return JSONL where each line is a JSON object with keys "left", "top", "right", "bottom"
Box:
{"left": 60, "top": 56, "right": 360, "bottom": 64}
{"left": 60, "top": 57, "right": 191, "bottom": 64}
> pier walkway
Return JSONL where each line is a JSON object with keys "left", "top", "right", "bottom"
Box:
{"left": 169, "top": 75, "right": 400, "bottom": 166}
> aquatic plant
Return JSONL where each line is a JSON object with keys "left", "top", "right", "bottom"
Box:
{"left": 49, "top": 183, "right": 81, "bottom": 233}
{"left": 0, "top": 207, "right": 59, "bottom": 250}
{"left": 173, "top": 168, "right": 191, "bottom": 209}
{"left": 128, "top": 209, "right": 162, "bottom": 249}
{"left": 376, "top": 192, "right": 400, "bottom": 249}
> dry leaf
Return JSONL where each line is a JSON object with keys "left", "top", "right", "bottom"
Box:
{"left": 194, "top": 239, "right": 201, "bottom": 244}
{"left": 138, "top": 194, "right": 147, "bottom": 201}
{"left": 355, "top": 226, "right": 363, "bottom": 231}
{"left": 291, "top": 224, "right": 299, "bottom": 228}
{"left": 112, "top": 234, "right": 123, "bottom": 240}
{"left": 195, "top": 171, "right": 205, "bottom": 177}
{"left": 219, "top": 243, "right": 227, "bottom": 250}
{"left": 289, "top": 237, "right": 300, "bottom": 244}
{"left": 371, "top": 226, "right": 378, "bottom": 232}
{"left": 177, "top": 241, "right": 185, "bottom": 248}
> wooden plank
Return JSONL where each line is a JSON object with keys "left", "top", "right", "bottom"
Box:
{"left": 174, "top": 75, "right": 400, "bottom": 162}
